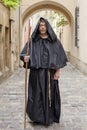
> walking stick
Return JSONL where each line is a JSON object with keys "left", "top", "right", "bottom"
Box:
{"left": 24, "top": 19, "right": 31, "bottom": 129}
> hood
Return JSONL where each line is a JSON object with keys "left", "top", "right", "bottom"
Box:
{"left": 31, "top": 17, "right": 57, "bottom": 43}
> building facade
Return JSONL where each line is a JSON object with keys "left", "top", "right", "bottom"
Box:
{"left": 0, "top": 2, "right": 11, "bottom": 82}
{"left": 0, "top": 2, "right": 20, "bottom": 83}
{"left": 0, "top": 0, "right": 87, "bottom": 83}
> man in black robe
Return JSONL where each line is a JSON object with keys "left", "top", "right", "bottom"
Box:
{"left": 20, "top": 17, "right": 68, "bottom": 125}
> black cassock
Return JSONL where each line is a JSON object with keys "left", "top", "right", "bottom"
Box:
{"left": 20, "top": 17, "right": 68, "bottom": 125}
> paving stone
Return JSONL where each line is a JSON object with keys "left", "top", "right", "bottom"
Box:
{"left": 0, "top": 63, "right": 87, "bottom": 130}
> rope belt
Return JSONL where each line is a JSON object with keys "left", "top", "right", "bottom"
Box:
{"left": 48, "top": 69, "right": 51, "bottom": 107}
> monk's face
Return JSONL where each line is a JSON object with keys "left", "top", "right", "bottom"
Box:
{"left": 39, "top": 21, "right": 47, "bottom": 34}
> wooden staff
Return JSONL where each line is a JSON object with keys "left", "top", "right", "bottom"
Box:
{"left": 24, "top": 19, "right": 31, "bottom": 129}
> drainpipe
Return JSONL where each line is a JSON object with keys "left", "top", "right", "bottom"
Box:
{"left": 9, "top": 18, "right": 15, "bottom": 72}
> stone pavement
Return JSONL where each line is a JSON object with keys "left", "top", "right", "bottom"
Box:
{"left": 0, "top": 63, "right": 87, "bottom": 130}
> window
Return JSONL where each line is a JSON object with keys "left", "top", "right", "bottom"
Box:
{"left": 0, "top": 25, "right": 3, "bottom": 72}
{"left": 75, "top": 6, "right": 79, "bottom": 47}
{"left": 4, "top": 27, "right": 9, "bottom": 69}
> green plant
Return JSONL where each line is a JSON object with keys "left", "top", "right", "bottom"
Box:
{"left": 49, "top": 11, "right": 68, "bottom": 27}
{"left": 1, "top": 0, "right": 21, "bottom": 9}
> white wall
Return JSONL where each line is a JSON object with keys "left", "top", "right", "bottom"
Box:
{"left": 78, "top": 0, "right": 87, "bottom": 64}
{"left": 70, "top": 0, "right": 87, "bottom": 65}
{"left": 62, "top": 24, "right": 71, "bottom": 52}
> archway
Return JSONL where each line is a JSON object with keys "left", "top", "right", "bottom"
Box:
{"left": 22, "top": 1, "right": 74, "bottom": 24}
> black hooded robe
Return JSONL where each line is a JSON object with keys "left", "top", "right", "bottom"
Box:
{"left": 20, "top": 17, "right": 68, "bottom": 125}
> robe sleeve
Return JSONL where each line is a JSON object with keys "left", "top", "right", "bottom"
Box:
{"left": 55, "top": 39, "right": 68, "bottom": 69}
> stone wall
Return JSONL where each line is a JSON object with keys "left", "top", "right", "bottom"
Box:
{"left": 0, "top": 2, "right": 11, "bottom": 83}
{"left": 0, "top": 2, "right": 20, "bottom": 83}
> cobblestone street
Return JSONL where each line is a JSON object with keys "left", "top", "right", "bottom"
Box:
{"left": 0, "top": 63, "right": 87, "bottom": 130}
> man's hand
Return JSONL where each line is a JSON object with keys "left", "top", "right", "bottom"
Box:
{"left": 54, "top": 69, "right": 60, "bottom": 80}
{"left": 24, "top": 55, "right": 30, "bottom": 62}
